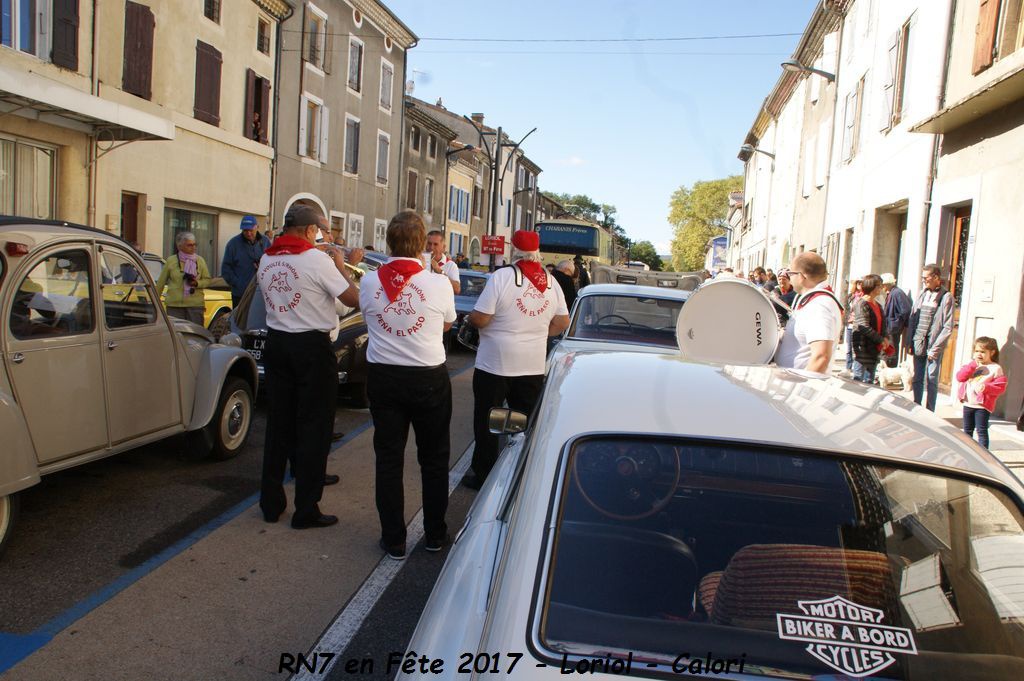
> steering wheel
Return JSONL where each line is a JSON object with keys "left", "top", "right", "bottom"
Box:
{"left": 572, "top": 442, "right": 680, "bottom": 520}
{"left": 596, "top": 314, "right": 633, "bottom": 329}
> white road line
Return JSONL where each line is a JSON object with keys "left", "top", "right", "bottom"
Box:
{"left": 291, "top": 443, "right": 474, "bottom": 681}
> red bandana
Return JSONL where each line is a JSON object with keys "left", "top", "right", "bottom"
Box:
{"left": 378, "top": 259, "right": 424, "bottom": 302}
{"left": 516, "top": 261, "right": 548, "bottom": 293}
{"left": 265, "top": 234, "right": 315, "bottom": 255}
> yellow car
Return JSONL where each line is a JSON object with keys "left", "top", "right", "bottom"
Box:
{"left": 141, "top": 253, "right": 233, "bottom": 332}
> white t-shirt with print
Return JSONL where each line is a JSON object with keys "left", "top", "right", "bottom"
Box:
{"left": 258, "top": 249, "right": 350, "bottom": 333}
{"left": 474, "top": 265, "right": 568, "bottom": 377}
{"left": 359, "top": 257, "right": 456, "bottom": 367}
{"left": 439, "top": 257, "right": 460, "bottom": 286}
{"left": 775, "top": 281, "right": 843, "bottom": 370}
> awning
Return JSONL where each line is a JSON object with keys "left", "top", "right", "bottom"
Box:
{"left": 911, "top": 63, "right": 1024, "bottom": 134}
{"left": 0, "top": 62, "right": 174, "bottom": 141}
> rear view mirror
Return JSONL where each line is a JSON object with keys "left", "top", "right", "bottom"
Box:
{"left": 488, "top": 408, "right": 528, "bottom": 435}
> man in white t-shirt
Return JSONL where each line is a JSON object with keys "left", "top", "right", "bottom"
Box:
{"left": 426, "top": 229, "right": 461, "bottom": 295}
{"left": 464, "top": 230, "right": 569, "bottom": 489}
{"left": 360, "top": 212, "right": 456, "bottom": 560}
{"left": 257, "top": 205, "right": 360, "bottom": 530}
{"left": 774, "top": 252, "right": 843, "bottom": 373}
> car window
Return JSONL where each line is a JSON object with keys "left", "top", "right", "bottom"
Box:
{"left": 142, "top": 256, "right": 163, "bottom": 282}
{"left": 459, "top": 274, "right": 488, "bottom": 297}
{"left": 100, "top": 249, "right": 158, "bottom": 329}
{"left": 567, "top": 294, "right": 682, "bottom": 347}
{"left": 9, "top": 249, "right": 95, "bottom": 340}
{"left": 540, "top": 437, "right": 1024, "bottom": 679}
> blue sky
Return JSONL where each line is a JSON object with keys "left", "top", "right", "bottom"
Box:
{"left": 386, "top": 0, "right": 818, "bottom": 254}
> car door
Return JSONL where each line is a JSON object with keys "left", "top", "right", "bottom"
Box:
{"left": 97, "top": 245, "right": 181, "bottom": 444}
{"left": 5, "top": 246, "right": 109, "bottom": 464}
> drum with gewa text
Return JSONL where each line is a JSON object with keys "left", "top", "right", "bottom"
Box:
{"left": 675, "top": 277, "right": 781, "bottom": 365}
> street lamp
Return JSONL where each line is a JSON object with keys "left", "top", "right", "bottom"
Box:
{"left": 738, "top": 143, "right": 775, "bottom": 160}
{"left": 781, "top": 59, "right": 835, "bottom": 83}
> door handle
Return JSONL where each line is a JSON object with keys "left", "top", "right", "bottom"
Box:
{"left": 106, "top": 341, "right": 118, "bottom": 350}
{"left": 11, "top": 352, "right": 24, "bottom": 364}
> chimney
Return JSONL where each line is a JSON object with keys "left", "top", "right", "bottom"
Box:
{"left": 470, "top": 113, "right": 485, "bottom": 125}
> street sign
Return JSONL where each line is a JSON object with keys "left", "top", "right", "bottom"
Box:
{"left": 481, "top": 235, "right": 505, "bottom": 255}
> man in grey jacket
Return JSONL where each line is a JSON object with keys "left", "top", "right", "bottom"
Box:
{"left": 906, "top": 263, "right": 954, "bottom": 411}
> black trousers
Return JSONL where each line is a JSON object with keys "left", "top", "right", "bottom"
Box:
{"left": 368, "top": 363, "right": 452, "bottom": 547}
{"left": 471, "top": 369, "right": 543, "bottom": 480}
{"left": 260, "top": 329, "right": 336, "bottom": 522}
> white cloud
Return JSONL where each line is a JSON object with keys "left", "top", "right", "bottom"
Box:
{"left": 556, "top": 155, "right": 586, "bottom": 167}
{"left": 655, "top": 241, "right": 671, "bottom": 254}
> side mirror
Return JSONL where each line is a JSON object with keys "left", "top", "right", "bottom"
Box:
{"left": 488, "top": 407, "right": 528, "bottom": 435}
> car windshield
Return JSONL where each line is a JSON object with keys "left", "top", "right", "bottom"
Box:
{"left": 459, "top": 274, "right": 487, "bottom": 297}
{"left": 567, "top": 294, "right": 682, "bottom": 348}
{"left": 540, "top": 437, "right": 1024, "bottom": 679}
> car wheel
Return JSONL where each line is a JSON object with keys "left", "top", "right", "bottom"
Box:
{"left": 209, "top": 377, "right": 254, "bottom": 460}
{"left": 0, "top": 493, "right": 19, "bottom": 557}
{"left": 208, "top": 309, "right": 231, "bottom": 341}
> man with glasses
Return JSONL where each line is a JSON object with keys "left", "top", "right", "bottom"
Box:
{"left": 907, "top": 264, "right": 953, "bottom": 411}
{"left": 775, "top": 252, "right": 843, "bottom": 374}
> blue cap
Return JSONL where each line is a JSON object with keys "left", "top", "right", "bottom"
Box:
{"left": 240, "top": 215, "right": 258, "bottom": 230}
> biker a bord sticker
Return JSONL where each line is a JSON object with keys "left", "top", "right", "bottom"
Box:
{"left": 776, "top": 595, "right": 917, "bottom": 677}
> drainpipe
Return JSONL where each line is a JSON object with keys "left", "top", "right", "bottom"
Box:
{"left": 85, "top": 1, "right": 100, "bottom": 227}
{"left": 817, "top": 8, "right": 844, "bottom": 280}
{"left": 268, "top": 3, "right": 295, "bottom": 231}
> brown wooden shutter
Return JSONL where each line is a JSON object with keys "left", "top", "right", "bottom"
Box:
{"left": 973, "top": 0, "right": 1000, "bottom": 74}
{"left": 51, "top": 0, "right": 79, "bottom": 71}
{"left": 194, "top": 40, "right": 222, "bottom": 126}
{"left": 259, "top": 78, "right": 271, "bottom": 144}
{"left": 322, "top": 20, "right": 333, "bottom": 73}
{"left": 301, "top": 4, "right": 310, "bottom": 63}
{"left": 244, "top": 68, "right": 256, "bottom": 140}
{"left": 123, "top": 1, "right": 154, "bottom": 100}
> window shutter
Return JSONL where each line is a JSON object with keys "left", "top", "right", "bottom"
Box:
{"left": 301, "top": 4, "right": 309, "bottom": 63}
{"left": 318, "top": 105, "right": 330, "bottom": 163}
{"left": 123, "top": 1, "right": 154, "bottom": 100}
{"left": 322, "top": 20, "right": 333, "bottom": 73}
{"left": 841, "top": 92, "right": 854, "bottom": 161}
{"left": 298, "top": 96, "right": 309, "bottom": 156}
{"left": 880, "top": 32, "right": 898, "bottom": 132}
{"left": 194, "top": 41, "right": 222, "bottom": 126}
{"left": 51, "top": 0, "right": 80, "bottom": 71}
{"left": 973, "top": 0, "right": 1000, "bottom": 74}
{"left": 259, "top": 78, "right": 271, "bottom": 144}
{"left": 244, "top": 69, "right": 256, "bottom": 141}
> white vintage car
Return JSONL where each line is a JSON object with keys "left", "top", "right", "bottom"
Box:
{"left": 405, "top": 287, "right": 1024, "bottom": 679}
{"left": 0, "top": 219, "right": 258, "bottom": 555}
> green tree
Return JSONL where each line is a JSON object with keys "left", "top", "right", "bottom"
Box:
{"left": 668, "top": 175, "right": 741, "bottom": 272}
{"left": 628, "top": 241, "right": 663, "bottom": 271}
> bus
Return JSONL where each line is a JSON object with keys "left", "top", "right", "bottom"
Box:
{"left": 533, "top": 217, "right": 614, "bottom": 267}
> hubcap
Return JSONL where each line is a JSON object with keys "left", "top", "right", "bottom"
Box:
{"left": 220, "top": 390, "right": 251, "bottom": 450}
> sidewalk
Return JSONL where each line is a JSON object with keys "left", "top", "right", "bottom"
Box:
{"left": 831, "top": 347, "right": 1024, "bottom": 477}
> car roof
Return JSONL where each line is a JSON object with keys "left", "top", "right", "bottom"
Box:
{"left": 0, "top": 218, "right": 137, "bottom": 252}
{"left": 576, "top": 283, "right": 691, "bottom": 300}
{"left": 541, "top": 351, "right": 1022, "bottom": 491}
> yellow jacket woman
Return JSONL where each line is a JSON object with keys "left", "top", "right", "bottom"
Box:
{"left": 156, "top": 231, "right": 211, "bottom": 325}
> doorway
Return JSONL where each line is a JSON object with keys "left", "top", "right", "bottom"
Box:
{"left": 939, "top": 206, "right": 971, "bottom": 388}
{"left": 121, "top": 193, "right": 139, "bottom": 245}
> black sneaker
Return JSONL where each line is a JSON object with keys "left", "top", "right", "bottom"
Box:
{"left": 425, "top": 534, "right": 451, "bottom": 553}
{"left": 379, "top": 539, "right": 406, "bottom": 561}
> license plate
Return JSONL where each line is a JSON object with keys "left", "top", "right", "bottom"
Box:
{"left": 245, "top": 337, "right": 265, "bottom": 361}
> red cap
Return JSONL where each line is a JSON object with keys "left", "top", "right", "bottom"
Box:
{"left": 511, "top": 230, "right": 539, "bottom": 252}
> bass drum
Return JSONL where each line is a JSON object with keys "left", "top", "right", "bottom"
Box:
{"left": 457, "top": 321, "right": 480, "bottom": 351}
{"left": 675, "top": 277, "right": 781, "bottom": 365}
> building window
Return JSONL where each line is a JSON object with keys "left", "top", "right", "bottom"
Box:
{"left": 0, "top": 137, "right": 56, "bottom": 219}
{"left": 1, "top": 0, "right": 58, "bottom": 58}
{"left": 347, "top": 215, "right": 363, "bottom": 248}
{"left": 257, "top": 18, "right": 271, "bottom": 54}
{"left": 410, "top": 126, "right": 421, "bottom": 153}
{"left": 427, "top": 134, "right": 437, "bottom": 159}
{"left": 380, "top": 59, "right": 393, "bottom": 111}
{"left": 881, "top": 19, "right": 910, "bottom": 132}
{"left": 123, "top": 1, "right": 155, "bottom": 99}
{"left": 344, "top": 115, "right": 359, "bottom": 173}
{"left": 299, "top": 94, "right": 328, "bottom": 162}
{"left": 348, "top": 36, "right": 364, "bottom": 92}
{"left": 976, "top": 0, "right": 1024, "bottom": 72}
{"left": 472, "top": 186, "right": 483, "bottom": 218}
{"left": 194, "top": 40, "right": 223, "bottom": 126}
{"left": 374, "top": 220, "right": 387, "bottom": 252}
{"left": 304, "top": 5, "right": 328, "bottom": 71}
{"left": 204, "top": 0, "right": 220, "bottom": 23}
{"left": 164, "top": 207, "right": 216, "bottom": 271}
{"left": 407, "top": 169, "right": 418, "bottom": 209}
{"left": 449, "top": 186, "right": 470, "bottom": 223}
{"left": 245, "top": 69, "right": 271, "bottom": 144}
{"left": 330, "top": 214, "right": 346, "bottom": 243}
{"left": 424, "top": 177, "right": 435, "bottom": 214}
{"left": 376, "top": 131, "right": 390, "bottom": 185}
{"left": 996, "top": 0, "right": 1024, "bottom": 60}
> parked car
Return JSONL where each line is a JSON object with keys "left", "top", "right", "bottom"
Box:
{"left": 547, "top": 283, "right": 689, "bottom": 368}
{"left": 140, "top": 253, "right": 233, "bottom": 333}
{"left": 406, "top": 347, "right": 1024, "bottom": 679}
{"left": 0, "top": 218, "right": 258, "bottom": 556}
{"left": 229, "top": 263, "right": 369, "bottom": 407}
{"left": 450, "top": 270, "right": 490, "bottom": 351}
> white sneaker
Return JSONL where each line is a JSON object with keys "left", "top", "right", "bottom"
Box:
{"left": 837, "top": 369, "right": 853, "bottom": 378}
